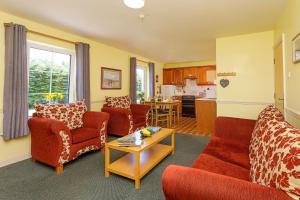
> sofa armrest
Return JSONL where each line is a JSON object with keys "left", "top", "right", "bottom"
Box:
{"left": 83, "top": 111, "right": 110, "bottom": 129}
{"left": 130, "top": 104, "right": 151, "bottom": 117}
{"left": 215, "top": 117, "right": 256, "bottom": 145}
{"left": 28, "top": 117, "right": 71, "bottom": 167}
{"left": 162, "top": 165, "right": 291, "bottom": 200}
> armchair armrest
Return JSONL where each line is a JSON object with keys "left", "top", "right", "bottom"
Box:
{"left": 101, "top": 107, "right": 131, "bottom": 116}
{"left": 101, "top": 107, "right": 132, "bottom": 135}
{"left": 83, "top": 111, "right": 110, "bottom": 129}
{"left": 130, "top": 104, "right": 151, "bottom": 117}
{"left": 28, "top": 117, "right": 71, "bottom": 167}
{"left": 162, "top": 165, "right": 290, "bottom": 200}
{"left": 215, "top": 117, "right": 256, "bottom": 146}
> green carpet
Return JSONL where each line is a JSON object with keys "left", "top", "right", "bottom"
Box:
{"left": 0, "top": 133, "right": 210, "bottom": 200}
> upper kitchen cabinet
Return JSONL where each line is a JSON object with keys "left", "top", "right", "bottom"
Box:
{"left": 163, "top": 68, "right": 184, "bottom": 85}
{"left": 183, "top": 67, "right": 197, "bottom": 79}
{"left": 163, "top": 69, "right": 173, "bottom": 85}
{"left": 196, "top": 66, "right": 216, "bottom": 85}
{"left": 163, "top": 65, "right": 216, "bottom": 86}
{"left": 173, "top": 68, "right": 184, "bottom": 85}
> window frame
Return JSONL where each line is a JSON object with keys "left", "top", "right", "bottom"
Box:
{"left": 27, "top": 41, "right": 75, "bottom": 115}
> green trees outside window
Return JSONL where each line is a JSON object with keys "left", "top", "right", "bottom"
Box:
{"left": 28, "top": 47, "right": 71, "bottom": 112}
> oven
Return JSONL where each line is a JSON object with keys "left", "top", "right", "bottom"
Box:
{"left": 182, "top": 95, "right": 195, "bottom": 118}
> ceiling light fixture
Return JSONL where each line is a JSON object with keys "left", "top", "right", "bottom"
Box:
{"left": 123, "top": 0, "right": 145, "bottom": 9}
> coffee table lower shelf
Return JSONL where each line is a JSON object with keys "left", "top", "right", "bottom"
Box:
{"left": 108, "top": 144, "right": 173, "bottom": 187}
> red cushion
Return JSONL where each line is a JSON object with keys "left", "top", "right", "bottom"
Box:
{"left": 71, "top": 128, "right": 99, "bottom": 144}
{"left": 203, "top": 137, "right": 250, "bottom": 169}
{"left": 192, "top": 153, "right": 250, "bottom": 181}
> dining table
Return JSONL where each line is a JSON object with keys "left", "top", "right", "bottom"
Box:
{"left": 144, "top": 100, "right": 180, "bottom": 127}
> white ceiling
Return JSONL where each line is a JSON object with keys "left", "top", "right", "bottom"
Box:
{"left": 0, "top": 0, "right": 287, "bottom": 63}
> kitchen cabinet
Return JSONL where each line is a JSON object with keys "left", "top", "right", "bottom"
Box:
{"left": 163, "top": 69, "right": 173, "bottom": 85}
{"left": 163, "top": 65, "right": 216, "bottom": 86}
{"left": 183, "top": 67, "right": 197, "bottom": 79}
{"left": 195, "top": 99, "right": 216, "bottom": 135}
{"left": 196, "top": 66, "right": 216, "bottom": 85}
{"left": 173, "top": 69, "right": 184, "bottom": 85}
{"left": 163, "top": 68, "right": 184, "bottom": 85}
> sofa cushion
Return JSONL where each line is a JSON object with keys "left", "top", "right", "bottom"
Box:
{"left": 34, "top": 104, "right": 69, "bottom": 126}
{"left": 203, "top": 137, "right": 250, "bottom": 169}
{"left": 71, "top": 128, "right": 99, "bottom": 144}
{"left": 250, "top": 120, "right": 300, "bottom": 199}
{"left": 105, "top": 96, "right": 131, "bottom": 109}
{"left": 67, "top": 100, "right": 87, "bottom": 129}
{"left": 249, "top": 105, "right": 284, "bottom": 166}
{"left": 193, "top": 153, "right": 250, "bottom": 181}
{"left": 34, "top": 100, "right": 87, "bottom": 130}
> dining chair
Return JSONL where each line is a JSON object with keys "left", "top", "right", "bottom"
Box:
{"left": 153, "top": 102, "right": 170, "bottom": 127}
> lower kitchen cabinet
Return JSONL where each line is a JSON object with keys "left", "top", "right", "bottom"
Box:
{"left": 195, "top": 99, "right": 216, "bottom": 135}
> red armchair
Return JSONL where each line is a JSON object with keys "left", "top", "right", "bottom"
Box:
{"left": 28, "top": 111, "right": 109, "bottom": 174}
{"left": 162, "top": 116, "right": 292, "bottom": 200}
{"left": 102, "top": 104, "right": 150, "bottom": 136}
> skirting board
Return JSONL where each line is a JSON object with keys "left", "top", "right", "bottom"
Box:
{"left": 0, "top": 153, "right": 31, "bottom": 168}
{"left": 285, "top": 107, "right": 300, "bottom": 119}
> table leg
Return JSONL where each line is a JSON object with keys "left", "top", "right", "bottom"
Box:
{"left": 171, "top": 129, "right": 175, "bottom": 155}
{"left": 135, "top": 152, "right": 141, "bottom": 189}
{"left": 177, "top": 103, "right": 180, "bottom": 122}
{"left": 105, "top": 144, "right": 110, "bottom": 177}
{"left": 169, "top": 105, "right": 172, "bottom": 128}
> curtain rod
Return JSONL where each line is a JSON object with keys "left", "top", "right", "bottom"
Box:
{"left": 4, "top": 23, "right": 76, "bottom": 45}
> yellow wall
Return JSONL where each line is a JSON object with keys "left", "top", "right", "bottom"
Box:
{"left": 0, "top": 10, "right": 163, "bottom": 164}
{"left": 216, "top": 31, "right": 275, "bottom": 119}
{"left": 275, "top": 0, "right": 300, "bottom": 128}
{"left": 164, "top": 60, "right": 216, "bottom": 68}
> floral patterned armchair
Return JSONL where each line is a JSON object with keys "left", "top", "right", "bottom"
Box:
{"left": 28, "top": 100, "right": 109, "bottom": 174}
{"left": 101, "top": 96, "right": 150, "bottom": 136}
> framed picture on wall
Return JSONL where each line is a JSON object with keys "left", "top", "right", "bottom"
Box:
{"left": 292, "top": 32, "right": 300, "bottom": 63}
{"left": 101, "top": 67, "right": 122, "bottom": 89}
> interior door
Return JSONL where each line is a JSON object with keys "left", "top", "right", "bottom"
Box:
{"left": 274, "top": 42, "right": 284, "bottom": 113}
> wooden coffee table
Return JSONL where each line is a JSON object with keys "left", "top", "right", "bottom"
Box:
{"left": 105, "top": 128, "right": 175, "bottom": 189}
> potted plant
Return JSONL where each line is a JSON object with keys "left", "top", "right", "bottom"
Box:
{"left": 137, "top": 91, "right": 145, "bottom": 104}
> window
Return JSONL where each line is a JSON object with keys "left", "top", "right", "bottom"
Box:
{"left": 28, "top": 42, "right": 74, "bottom": 115}
{"left": 136, "top": 66, "right": 147, "bottom": 101}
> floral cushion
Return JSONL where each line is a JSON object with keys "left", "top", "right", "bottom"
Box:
{"left": 34, "top": 100, "right": 87, "bottom": 130}
{"left": 249, "top": 120, "right": 300, "bottom": 199}
{"left": 67, "top": 100, "right": 87, "bottom": 129}
{"left": 249, "top": 105, "right": 284, "bottom": 165}
{"left": 105, "top": 96, "right": 131, "bottom": 109}
{"left": 34, "top": 104, "right": 69, "bottom": 125}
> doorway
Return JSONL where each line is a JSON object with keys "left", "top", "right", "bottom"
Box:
{"left": 274, "top": 41, "right": 285, "bottom": 113}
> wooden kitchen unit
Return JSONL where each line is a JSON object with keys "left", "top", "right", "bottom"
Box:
{"left": 163, "top": 65, "right": 216, "bottom": 86}
{"left": 195, "top": 99, "right": 216, "bottom": 135}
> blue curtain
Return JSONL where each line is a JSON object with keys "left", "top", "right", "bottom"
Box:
{"left": 3, "top": 23, "right": 28, "bottom": 140}
{"left": 130, "top": 57, "right": 137, "bottom": 103}
{"left": 75, "top": 43, "right": 91, "bottom": 110}
{"left": 148, "top": 62, "right": 155, "bottom": 97}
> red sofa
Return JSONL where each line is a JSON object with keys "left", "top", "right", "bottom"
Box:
{"left": 28, "top": 111, "right": 109, "bottom": 174}
{"left": 162, "top": 116, "right": 292, "bottom": 200}
{"left": 102, "top": 104, "right": 150, "bottom": 136}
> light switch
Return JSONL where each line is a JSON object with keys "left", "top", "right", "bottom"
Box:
{"left": 288, "top": 72, "right": 292, "bottom": 79}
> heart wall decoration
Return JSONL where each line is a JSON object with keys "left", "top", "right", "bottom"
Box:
{"left": 220, "top": 79, "right": 230, "bottom": 88}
